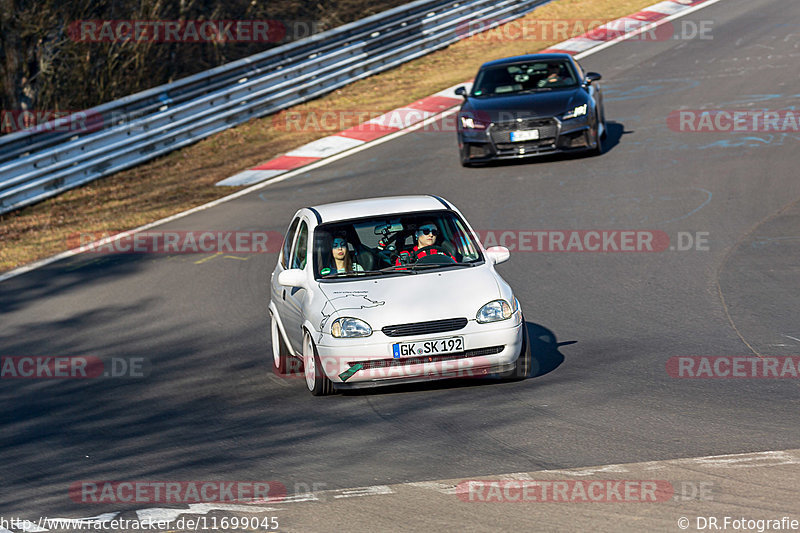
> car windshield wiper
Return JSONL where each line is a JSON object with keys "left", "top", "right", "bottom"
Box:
{"left": 519, "top": 87, "right": 553, "bottom": 93}
{"left": 412, "top": 262, "right": 475, "bottom": 269}
{"left": 381, "top": 262, "right": 475, "bottom": 273}
{"left": 378, "top": 265, "right": 420, "bottom": 274}
{"left": 322, "top": 269, "right": 416, "bottom": 278}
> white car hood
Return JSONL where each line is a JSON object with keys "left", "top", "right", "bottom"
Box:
{"left": 316, "top": 266, "right": 501, "bottom": 329}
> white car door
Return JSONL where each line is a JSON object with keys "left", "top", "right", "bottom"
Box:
{"left": 281, "top": 218, "right": 310, "bottom": 354}
{"left": 272, "top": 217, "right": 300, "bottom": 344}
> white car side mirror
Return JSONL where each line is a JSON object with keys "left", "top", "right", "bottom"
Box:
{"left": 278, "top": 269, "right": 307, "bottom": 288}
{"left": 485, "top": 246, "right": 510, "bottom": 265}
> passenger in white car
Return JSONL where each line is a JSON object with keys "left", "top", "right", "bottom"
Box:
{"left": 323, "top": 236, "right": 364, "bottom": 275}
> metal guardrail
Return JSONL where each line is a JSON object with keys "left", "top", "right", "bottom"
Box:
{"left": 0, "top": 0, "right": 548, "bottom": 215}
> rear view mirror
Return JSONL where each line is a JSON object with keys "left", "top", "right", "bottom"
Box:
{"left": 278, "top": 269, "right": 306, "bottom": 288}
{"left": 485, "top": 246, "right": 510, "bottom": 265}
{"left": 374, "top": 222, "right": 403, "bottom": 235}
{"left": 455, "top": 86, "right": 467, "bottom": 98}
{"left": 584, "top": 72, "right": 602, "bottom": 85}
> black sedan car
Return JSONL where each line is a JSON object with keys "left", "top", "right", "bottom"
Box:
{"left": 455, "top": 53, "right": 605, "bottom": 166}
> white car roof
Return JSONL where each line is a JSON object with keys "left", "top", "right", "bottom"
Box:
{"left": 307, "top": 195, "right": 452, "bottom": 223}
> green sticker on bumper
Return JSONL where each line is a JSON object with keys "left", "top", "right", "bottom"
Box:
{"left": 339, "top": 363, "right": 363, "bottom": 382}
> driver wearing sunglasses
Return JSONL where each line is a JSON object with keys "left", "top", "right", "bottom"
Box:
{"left": 395, "top": 222, "right": 456, "bottom": 266}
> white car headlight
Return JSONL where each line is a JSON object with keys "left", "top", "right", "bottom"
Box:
{"left": 331, "top": 317, "right": 372, "bottom": 338}
{"left": 563, "top": 103, "right": 588, "bottom": 120}
{"left": 460, "top": 115, "right": 487, "bottom": 130}
{"left": 476, "top": 300, "right": 513, "bottom": 323}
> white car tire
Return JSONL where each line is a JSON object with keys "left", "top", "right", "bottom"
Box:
{"left": 303, "top": 331, "right": 334, "bottom": 396}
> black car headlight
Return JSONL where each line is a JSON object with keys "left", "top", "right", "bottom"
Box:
{"left": 331, "top": 317, "right": 372, "bottom": 338}
{"left": 476, "top": 300, "right": 513, "bottom": 324}
{"left": 563, "top": 104, "right": 588, "bottom": 120}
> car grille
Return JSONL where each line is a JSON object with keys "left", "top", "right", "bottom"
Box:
{"left": 490, "top": 118, "right": 558, "bottom": 144}
{"left": 495, "top": 140, "right": 557, "bottom": 152}
{"left": 348, "top": 345, "right": 505, "bottom": 370}
{"left": 381, "top": 317, "right": 468, "bottom": 337}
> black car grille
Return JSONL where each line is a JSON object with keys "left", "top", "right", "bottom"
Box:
{"left": 490, "top": 118, "right": 558, "bottom": 144}
{"left": 381, "top": 317, "right": 468, "bottom": 337}
{"left": 349, "top": 345, "right": 505, "bottom": 370}
{"left": 495, "top": 140, "right": 557, "bottom": 152}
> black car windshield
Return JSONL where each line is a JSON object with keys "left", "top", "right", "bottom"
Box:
{"left": 472, "top": 60, "right": 578, "bottom": 97}
{"left": 313, "top": 210, "right": 484, "bottom": 280}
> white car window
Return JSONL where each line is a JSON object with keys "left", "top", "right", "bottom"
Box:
{"left": 281, "top": 217, "right": 300, "bottom": 269}
{"left": 290, "top": 221, "right": 309, "bottom": 270}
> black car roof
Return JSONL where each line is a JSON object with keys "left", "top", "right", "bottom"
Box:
{"left": 478, "top": 53, "right": 574, "bottom": 69}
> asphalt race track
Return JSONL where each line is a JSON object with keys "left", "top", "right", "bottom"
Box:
{"left": 1, "top": 0, "right": 799, "bottom": 530}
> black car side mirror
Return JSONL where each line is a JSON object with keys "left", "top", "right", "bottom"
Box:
{"left": 584, "top": 72, "right": 602, "bottom": 85}
{"left": 455, "top": 86, "right": 468, "bottom": 98}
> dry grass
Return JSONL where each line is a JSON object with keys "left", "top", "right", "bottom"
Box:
{"left": 0, "top": 0, "right": 656, "bottom": 273}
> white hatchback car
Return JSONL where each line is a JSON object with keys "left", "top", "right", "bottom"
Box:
{"left": 269, "top": 195, "right": 530, "bottom": 395}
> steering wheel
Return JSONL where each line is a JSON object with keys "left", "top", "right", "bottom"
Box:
{"left": 412, "top": 245, "right": 456, "bottom": 265}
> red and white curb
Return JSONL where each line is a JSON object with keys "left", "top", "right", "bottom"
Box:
{"left": 543, "top": 0, "right": 715, "bottom": 55}
{"left": 216, "top": 0, "right": 720, "bottom": 187}
{"left": 216, "top": 85, "right": 469, "bottom": 186}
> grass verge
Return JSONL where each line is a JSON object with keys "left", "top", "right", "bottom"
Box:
{"left": 0, "top": 0, "right": 657, "bottom": 273}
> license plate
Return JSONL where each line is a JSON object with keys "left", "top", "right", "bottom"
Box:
{"left": 392, "top": 336, "right": 464, "bottom": 358}
{"left": 510, "top": 129, "right": 539, "bottom": 142}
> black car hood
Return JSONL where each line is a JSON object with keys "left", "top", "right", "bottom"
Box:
{"left": 462, "top": 88, "right": 586, "bottom": 120}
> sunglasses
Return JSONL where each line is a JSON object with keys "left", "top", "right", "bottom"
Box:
{"left": 332, "top": 239, "right": 348, "bottom": 249}
{"left": 417, "top": 227, "right": 438, "bottom": 236}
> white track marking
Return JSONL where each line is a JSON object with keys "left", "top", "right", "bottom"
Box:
{"left": 285, "top": 135, "right": 365, "bottom": 158}
{"left": 553, "top": 37, "right": 602, "bottom": 52}
{"left": 216, "top": 169, "right": 285, "bottom": 187}
{"left": 541, "top": 464, "right": 631, "bottom": 477}
{"left": 16, "top": 449, "right": 797, "bottom": 526}
{"left": 687, "top": 450, "right": 800, "bottom": 468}
{"left": 648, "top": 0, "right": 697, "bottom": 15}
{"left": 135, "top": 503, "right": 281, "bottom": 523}
{"left": 333, "top": 485, "right": 394, "bottom": 499}
{"left": 407, "top": 481, "right": 459, "bottom": 494}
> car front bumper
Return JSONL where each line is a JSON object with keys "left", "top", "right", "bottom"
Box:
{"left": 459, "top": 115, "right": 596, "bottom": 162}
{"left": 314, "top": 312, "right": 525, "bottom": 387}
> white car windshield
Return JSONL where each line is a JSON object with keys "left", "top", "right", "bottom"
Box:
{"left": 313, "top": 210, "right": 484, "bottom": 279}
